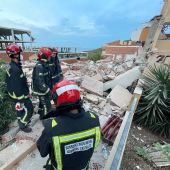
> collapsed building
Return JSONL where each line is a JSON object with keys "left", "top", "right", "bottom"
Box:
{"left": 0, "top": 0, "right": 170, "bottom": 170}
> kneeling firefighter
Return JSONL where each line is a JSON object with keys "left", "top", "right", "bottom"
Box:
{"left": 37, "top": 79, "right": 101, "bottom": 170}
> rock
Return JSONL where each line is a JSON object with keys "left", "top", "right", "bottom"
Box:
{"left": 107, "top": 85, "right": 132, "bottom": 109}
{"left": 103, "top": 67, "right": 141, "bottom": 91}
{"left": 137, "top": 126, "right": 142, "bottom": 131}
{"left": 81, "top": 75, "right": 103, "bottom": 96}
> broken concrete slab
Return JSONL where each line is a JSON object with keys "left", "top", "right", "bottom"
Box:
{"left": 103, "top": 67, "right": 141, "bottom": 91}
{"left": 107, "top": 85, "right": 132, "bottom": 109}
{"left": 12, "top": 149, "right": 48, "bottom": 170}
{"left": 92, "top": 73, "right": 103, "bottom": 81}
{"left": 0, "top": 140, "right": 36, "bottom": 170}
{"left": 84, "top": 93, "right": 100, "bottom": 104}
{"left": 15, "top": 120, "right": 43, "bottom": 142}
{"left": 1, "top": 114, "right": 40, "bottom": 145}
{"left": 81, "top": 75, "right": 103, "bottom": 96}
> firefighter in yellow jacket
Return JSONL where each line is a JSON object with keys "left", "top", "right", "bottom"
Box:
{"left": 5, "top": 44, "right": 33, "bottom": 133}
{"left": 37, "top": 79, "right": 101, "bottom": 170}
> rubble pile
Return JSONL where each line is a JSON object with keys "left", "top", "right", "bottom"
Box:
{"left": 21, "top": 57, "right": 142, "bottom": 138}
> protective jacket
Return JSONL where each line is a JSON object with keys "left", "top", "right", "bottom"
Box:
{"left": 49, "top": 56, "right": 63, "bottom": 87}
{"left": 5, "top": 61, "right": 29, "bottom": 101}
{"left": 32, "top": 61, "right": 51, "bottom": 95}
{"left": 37, "top": 109, "right": 101, "bottom": 170}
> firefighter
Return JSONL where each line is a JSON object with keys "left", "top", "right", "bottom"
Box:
{"left": 37, "top": 79, "right": 101, "bottom": 170}
{"left": 5, "top": 44, "right": 33, "bottom": 133}
{"left": 32, "top": 47, "right": 53, "bottom": 119}
{"left": 49, "top": 48, "right": 63, "bottom": 88}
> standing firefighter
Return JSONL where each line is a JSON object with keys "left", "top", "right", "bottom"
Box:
{"left": 49, "top": 48, "right": 63, "bottom": 88}
{"left": 32, "top": 47, "right": 52, "bottom": 119}
{"left": 37, "top": 79, "right": 101, "bottom": 170}
{"left": 5, "top": 44, "right": 33, "bottom": 133}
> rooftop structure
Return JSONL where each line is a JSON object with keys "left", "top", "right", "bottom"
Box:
{"left": 0, "top": 26, "right": 34, "bottom": 51}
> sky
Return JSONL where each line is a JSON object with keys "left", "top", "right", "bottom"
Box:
{"left": 0, "top": 0, "right": 163, "bottom": 50}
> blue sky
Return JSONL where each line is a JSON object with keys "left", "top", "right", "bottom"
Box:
{"left": 0, "top": 0, "right": 163, "bottom": 50}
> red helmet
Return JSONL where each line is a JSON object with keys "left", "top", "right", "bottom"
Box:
{"left": 52, "top": 79, "right": 80, "bottom": 107}
{"left": 37, "top": 47, "right": 52, "bottom": 61}
{"left": 6, "top": 44, "right": 21, "bottom": 57}
{"left": 52, "top": 48, "right": 58, "bottom": 54}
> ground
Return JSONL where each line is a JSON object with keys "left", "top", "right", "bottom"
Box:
{"left": 120, "top": 122, "right": 170, "bottom": 170}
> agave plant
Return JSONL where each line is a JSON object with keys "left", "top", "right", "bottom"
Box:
{"left": 134, "top": 64, "right": 170, "bottom": 138}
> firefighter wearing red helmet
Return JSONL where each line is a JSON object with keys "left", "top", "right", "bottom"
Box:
{"left": 37, "top": 80, "right": 101, "bottom": 170}
{"left": 32, "top": 47, "right": 53, "bottom": 119}
{"left": 5, "top": 44, "right": 33, "bottom": 133}
{"left": 49, "top": 48, "right": 63, "bottom": 88}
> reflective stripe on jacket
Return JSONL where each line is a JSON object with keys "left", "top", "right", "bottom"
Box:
{"left": 37, "top": 109, "right": 101, "bottom": 170}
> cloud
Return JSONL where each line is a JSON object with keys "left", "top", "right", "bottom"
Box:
{"left": 0, "top": 0, "right": 163, "bottom": 48}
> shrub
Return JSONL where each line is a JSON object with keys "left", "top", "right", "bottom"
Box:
{"left": 0, "top": 62, "right": 16, "bottom": 134}
{"left": 134, "top": 64, "right": 170, "bottom": 138}
{"left": 88, "top": 51, "right": 102, "bottom": 62}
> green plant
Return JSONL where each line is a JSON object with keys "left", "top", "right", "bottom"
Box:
{"left": 0, "top": 61, "right": 16, "bottom": 134}
{"left": 135, "top": 146, "right": 151, "bottom": 160}
{"left": 134, "top": 64, "right": 170, "bottom": 138}
{"left": 153, "top": 142, "right": 170, "bottom": 160}
{"left": 88, "top": 52, "right": 102, "bottom": 62}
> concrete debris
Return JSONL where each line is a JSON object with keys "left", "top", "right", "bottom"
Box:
{"left": 83, "top": 102, "right": 91, "bottom": 112}
{"left": 107, "top": 85, "right": 132, "bottom": 109}
{"left": 98, "top": 100, "right": 107, "bottom": 109}
{"left": 0, "top": 140, "right": 36, "bottom": 170}
{"left": 91, "top": 107, "right": 99, "bottom": 114}
{"left": 0, "top": 54, "right": 145, "bottom": 169}
{"left": 102, "top": 103, "right": 113, "bottom": 115}
{"left": 103, "top": 67, "right": 141, "bottom": 91}
{"left": 99, "top": 115, "right": 109, "bottom": 128}
{"left": 81, "top": 75, "right": 103, "bottom": 96}
{"left": 84, "top": 93, "right": 100, "bottom": 104}
{"left": 101, "top": 145, "right": 109, "bottom": 160}
{"left": 92, "top": 73, "right": 103, "bottom": 81}
{"left": 132, "top": 134, "right": 139, "bottom": 141}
